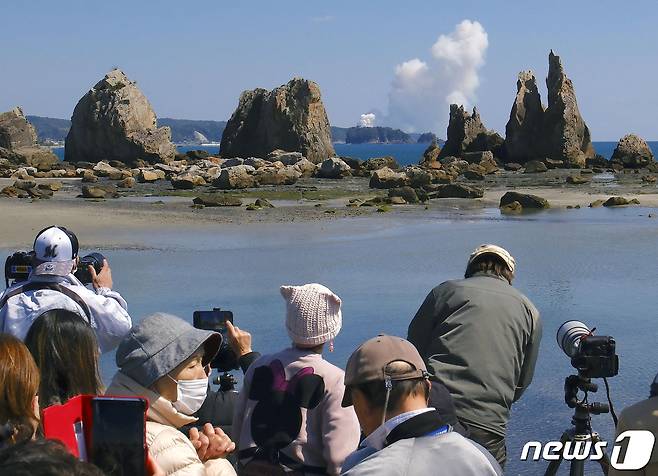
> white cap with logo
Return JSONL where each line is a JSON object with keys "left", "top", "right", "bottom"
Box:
{"left": 32, "top": 226, "right": 79, "bottom": 276}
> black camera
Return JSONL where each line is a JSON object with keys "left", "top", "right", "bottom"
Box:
{"left": 557, "top": 320, "right": 619, "bottom": 379}
{"left": 74, "top": 253, "right": 106, "bottom": 285}
{"left": 193, "top": 309, "right": 239, "bottom": 373}
{"left": 4, "top": 251, "right": 34, "bottom": 287}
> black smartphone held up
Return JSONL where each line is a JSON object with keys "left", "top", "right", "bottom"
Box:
{"left": 89, "top": 397, "right": 147, "bottom": 476}
{"left": 193, "top": 309, "right": 239, "bottom": 372}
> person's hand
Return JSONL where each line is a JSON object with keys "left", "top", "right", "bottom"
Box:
{"left": 189, "top": 423, "right": 235, "bottom": 461}
{"left": 226, "top": 321, "right": 253, "bottom": 358}
{"left": 146, "top": 452, "right": 166, "bottom": 476}
{"left": 90, "top": 259, "right": 113, "bottom": 290}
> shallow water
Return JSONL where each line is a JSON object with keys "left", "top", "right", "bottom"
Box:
{"left": 3, "top": 207, "right": 658, "bottom": 475}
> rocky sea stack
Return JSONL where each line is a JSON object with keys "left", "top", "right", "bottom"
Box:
{"left": 220, "top": 78, "right": 335, "bottom": 164}
{"left": 0, "top": 107, "right": 58, "bottom": 169}
{"left": 438, "top": 105, "right": 503, "bottom": 159}
{"left": 503, "top": 51, "right": 594, "bottom": 167}
{"left": 65, "top": 69, "right": 176, "bottom": 165}
{"left": 610, "top": 134, "right": 655, "bottom": 168}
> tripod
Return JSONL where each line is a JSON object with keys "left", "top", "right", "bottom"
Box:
{"left": 544, "top": 375, "right": 612, "bottom": 476}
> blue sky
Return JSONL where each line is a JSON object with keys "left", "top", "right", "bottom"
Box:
{"left": 1, "top": 0, "right": 656, "bottom": 139}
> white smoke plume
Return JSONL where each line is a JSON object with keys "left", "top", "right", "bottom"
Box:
{"left": 359, "top": 113, "right": 377, "bottom": 127}
{"left": 375, "top": 20, "right": 488, "bottom": 133}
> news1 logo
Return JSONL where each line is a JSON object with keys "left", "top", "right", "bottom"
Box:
{"left": 520, "top": 431, "right": 655, "bottom": 470}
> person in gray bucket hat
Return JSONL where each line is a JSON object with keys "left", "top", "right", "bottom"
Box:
{"left": 105, "top": 313, "right": 237, "bottom": 476}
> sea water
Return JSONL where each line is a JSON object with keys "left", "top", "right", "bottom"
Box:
{"left": 3, "top": 207, "right": 655, "bottom": 474}
{"left": 51, "top": 141, "right": 658, "bottom": 166}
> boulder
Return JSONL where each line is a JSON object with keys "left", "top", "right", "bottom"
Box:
{"left": 65, "top": 69, "right": 176, "bottom": 164}
{"left": 81, "top": 171, "right": 99, "bottom": 183}
{"left": 138, "top": 170, "right": 161, "bottom": 183}
{"left": 541, "top": 51, "right": 594, "bottom": 167}
{"left": 610, "top": 134, "right": 655, "bottom": 168}
{"left": 500, "top": 201, "right": 523, "bottom": 214}
{"left": 642, "top": 175, "right": 657, "bottom": 183}
{"left": 171, "top": 175, "right": 199, "bottom": 190}
{"left": 419, "top": 141, "right": 441, "bottom": 167}
{"left": 503, "top": 71, "right": 545, "bottom": 163}
{"left": 13, "top": 179, "right": 37, "bottom": 191}
{"left": 213, "top": 165, "right": 257, "bottom": 189}
{"left": 404, "top": 167, "right": 432, "bottom": 188}
{"left": 479, "top": 154, "right": 499, "bottom": 175}
{"left": 316, "top": 158, "right": 351, "bottom": 179}
{"left": 93, "top": 161, "right": 123, "bottom": 178}
{"left": 0, "top": 107, "right": 38, "bottom": 149}
{"left": 192, "top": 194, "right": 242, "bottom": 207}
{"left": 243, "top": 157, "right": 270, "bottom": 169}
{"left": 438, "top": 105, "right": 503, "bottom": 159}
{"left": 81, "top": 185, "right": 111, "bottom": 199}
{"left": 462, "top": 150, "right": 494, "bottom": 164}
{"left": 500, "top": 191, "right": 549, "bottom": 209}
{"left": 1, "top": 186, "right": 28, "bottom": 198}
{"left": 603, "top": 196, "right": 640, "bottom": 207}
{"left": 566, "top": 175, "right": 590, "bottom": 185}
{"left": 0, "top": 143, "right": 59, "bottom": 170}
{"left": 255, "top": 198, "right": 274, "bottom": 208}
{"left": 119, "top": 176, "right": 136, "bottom": 188}
{"left": 504, "top": 163, "right": 523, "bottom": 171}
{"left": 256, "top": 166, "right": 301, "bottom": 185}
{"left": 433, "top": 184, "right": 484, "bottom": 199}
{"left": 589, "top": 199, "right": 605, "bottom": 208}
{"left": 293, "top": 158, "right": 317, "bottom": 177}
{"left": 388, "top": 196, "right": 407, "bottom": 205}
{"left": 388, "top": 186, "right": 420, "bottom": 204}
{"left": 524, "top": 160, "right": 548, "bottom": 173}
{"left": 268, "top": 150, "right": 304, "bottom": 165}
{"left": 38, "top": 181, "right": 63, "bottom": 192}
{"left": 369, "top": 167, "right": 410, "bottom": 189}
{"left": 222, "top": 158, "right": 244, "bottom": 168}
{"left": 220, "top": 78, "right": 335, "bottom": 164}
{"left": 463, "top": 168, "right": 485, "bottom": 181}
{"left": 363, "top": 156, "right": 400, "bottom": 171}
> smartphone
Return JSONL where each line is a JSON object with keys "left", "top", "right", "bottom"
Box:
{"left": 193, "top": 309, "right": 238, "bottom": 371}
{"left": 193, "top": 309, "right": 233, "bottom": 335}
{"left": 89, "top": 397, "right": 147, "bottom": 476}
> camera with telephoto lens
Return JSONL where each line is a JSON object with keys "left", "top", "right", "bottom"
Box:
{"left": 193, "top": 309, "right": 239, "bottom": 373}
{"left": 557, "top": 320, "right": 619, "bottom": 379}
{"left": 4, "top": 251, "right": 34, "bottom": 287}
{"left": 74, "top": 253, "right": 106, "bottom": 285}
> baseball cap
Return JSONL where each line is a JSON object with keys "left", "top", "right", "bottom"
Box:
{"left": 32, "top": 226, "right": 79, "bottom": 276}
{"left": 342, "top": 335, "right": 428, "bottom": 407}
{"left": 468, "top": 244, "right": 516, "bottom": 274}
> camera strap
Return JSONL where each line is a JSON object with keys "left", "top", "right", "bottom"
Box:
{"left": 0, "top": 282, "right": 92, "bottom": 324}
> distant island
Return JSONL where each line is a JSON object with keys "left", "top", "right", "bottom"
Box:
{"left": 26, "top": 116, "right": 439, "bottom": 146}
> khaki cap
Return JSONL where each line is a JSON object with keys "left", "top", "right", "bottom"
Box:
{"left": 341, "top": 335, "right": 428, "bottom": 407}
{"left": 468, "top": 244, "right": 516, "bottom": 274}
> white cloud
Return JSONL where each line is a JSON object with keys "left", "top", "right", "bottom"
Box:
{"left": 359, "top": 113, "right": 377, "bottom": 127}
{"left": 370, "top": 20, "right": 488, "bottom": 133}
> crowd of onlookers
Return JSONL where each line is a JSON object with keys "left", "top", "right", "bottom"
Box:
{"left": 0, "top": 226, "right": 655, "bottom": 475}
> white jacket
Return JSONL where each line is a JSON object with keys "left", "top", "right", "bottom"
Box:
{"left": 0, "top": 273, "right": 132, "bottom": 353}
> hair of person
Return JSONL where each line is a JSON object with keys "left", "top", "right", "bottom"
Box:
{"left": 353, "top": 361, "right": 429, "bottom": 413}
{"left": 25, "top": 309, "right": 102, "bottom": 409}
{"left": 0, "top": 334, "right": 40, "bottom": 447}
{"left": 464, "top": 253, "right": 514, "bottom": 283}
{"left": 0, "top": 438, "right": 104, "bottom": 476}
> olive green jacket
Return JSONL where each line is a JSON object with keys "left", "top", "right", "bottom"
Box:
{"left": 407, "top": 272, "right": 542, "bottom": 437}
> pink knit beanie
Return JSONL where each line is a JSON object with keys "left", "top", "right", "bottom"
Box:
{"left": 280, "top": 283, "right": 342, "bottom": 346}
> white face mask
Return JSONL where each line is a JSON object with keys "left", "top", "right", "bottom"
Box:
{"left": 168, "top": 375, "right": 208, "bottom": 415}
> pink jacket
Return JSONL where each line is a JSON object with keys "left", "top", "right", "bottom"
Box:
{"left": 232, "top": 347, "right": 360, "bottom": 475}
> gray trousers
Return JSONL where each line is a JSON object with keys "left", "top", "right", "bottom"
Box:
{"left": 467, "top": 426, "right": 507, "bottom": 469}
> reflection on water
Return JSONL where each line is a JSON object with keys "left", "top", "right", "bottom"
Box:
{"left": 3, "top": 208, "right": 658, "bottom": 475}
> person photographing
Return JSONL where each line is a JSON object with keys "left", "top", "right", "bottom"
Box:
{"left": 0, "top": 225, "right": 131, "bottom": 353}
